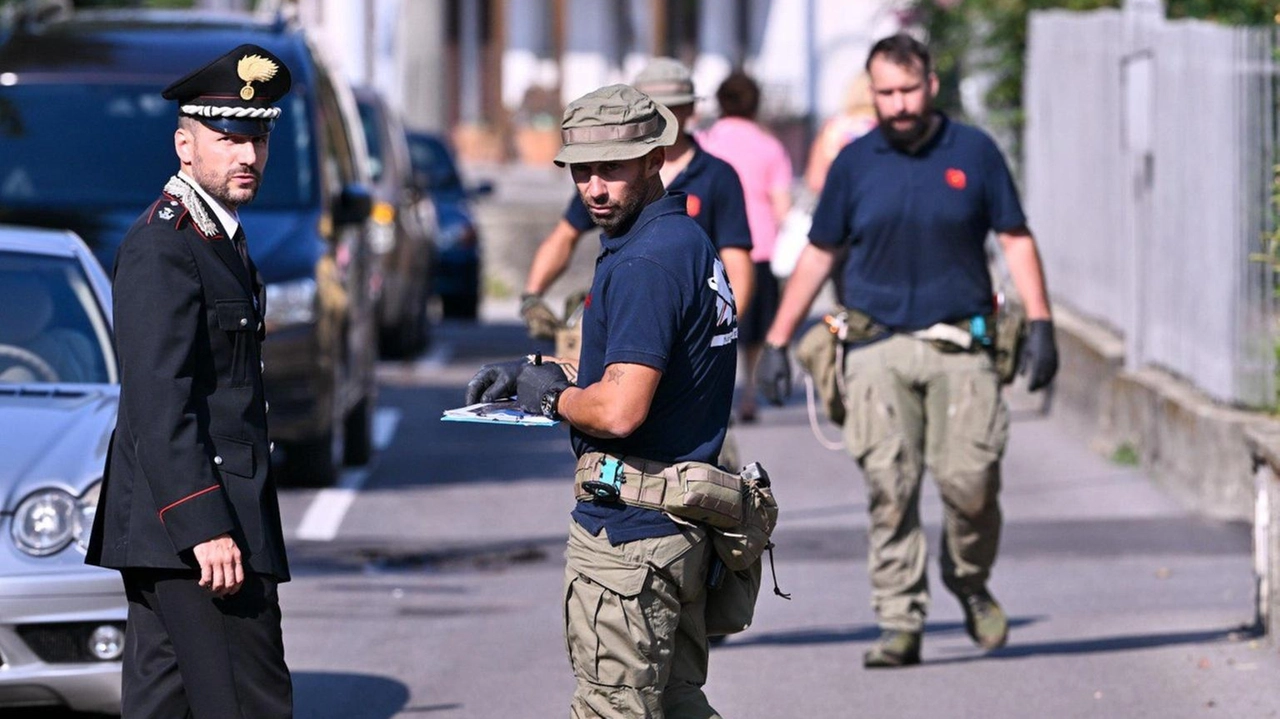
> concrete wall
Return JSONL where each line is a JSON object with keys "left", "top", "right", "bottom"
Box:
{"left": 1053, "top": 306, "right": 1276, "bottom": 522}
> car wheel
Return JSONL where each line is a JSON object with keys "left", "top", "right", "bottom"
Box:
{"left": 284, "top": 431, "right": 341, "bottom": 487}
{"left": 440, "top": 291, "right": 479, "bottom": 320}
{"left": 379, "top": 282, "right": 429, "bottom": 359}
{"left": 344, "top": 395, "right": 375, "bottom": 466}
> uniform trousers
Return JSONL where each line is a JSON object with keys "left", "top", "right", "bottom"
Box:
{"left": 121, "top": 568, "right": 292, "bottom": 719}
{"left": 563, "top": 520, "right": 720, "bottom": 719}
{"left": 841, "top": 334, "right": 1010, "bottom": 633}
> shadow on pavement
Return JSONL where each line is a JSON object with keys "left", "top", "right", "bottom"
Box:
{"left": 716, "top": 617, "right": 1041, "bottom": 650}
{"left": 286, "top": 532, "right": 567, "bottom": 578}
{"left": 293, "top": 671, "right": 413, "bottom": 718}
{"left": 931, "top": 626, "right": 1248, "bottom": 664}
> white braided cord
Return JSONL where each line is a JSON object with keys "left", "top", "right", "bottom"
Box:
{"left": 180, "top": 105, "right": 281, "bottom": 119}
{"left": 162, "top": 175, "right": 219, "bottom": 237}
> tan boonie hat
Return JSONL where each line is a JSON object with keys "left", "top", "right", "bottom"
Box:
{"left": 554, "top": 84, "right": 678, "bottom": 167}
{"left": 633, "top": 57, "right": 697, "bottom": 107}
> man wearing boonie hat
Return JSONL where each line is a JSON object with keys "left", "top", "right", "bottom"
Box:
{"left": 87, "top": 44, "right": 294, "bottom": 718}
{"left": 466, "top": 83, "right": 740, "bottom": 717}
{"left": 520, "top": 58, "right": 753, "bottom": 351}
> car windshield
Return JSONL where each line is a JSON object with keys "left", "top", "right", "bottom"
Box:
{"left": 0, "top": 84, "right": 315, "bottom": 209}
{"left": 407, "top": 133, "right": 462, "bottom": 193}
{"left": 356, "top": 99, "right": 386, "bottom": 183}
{"left": 0, "top": 251, "right": 115, "bottom": 385}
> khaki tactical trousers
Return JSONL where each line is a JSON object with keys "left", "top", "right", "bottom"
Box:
{"left": 564, "top": 520, "right": 721, "bottom": 719}
{"left": 841, "top": 335, "right": 1010, "bottom": 633}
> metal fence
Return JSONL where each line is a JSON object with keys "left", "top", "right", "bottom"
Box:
{"left": 1024, "top": 5, "right": 1277, "bottom": 407}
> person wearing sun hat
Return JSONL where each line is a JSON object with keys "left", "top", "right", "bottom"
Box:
{"left": 466, "top": 83, "right": 740, "bottom": 717}
{"left": 87, "top": 43, "right": 294, "bottom": 718}
{"left": 520, "top": 58, "right": 753, "bottom": 354}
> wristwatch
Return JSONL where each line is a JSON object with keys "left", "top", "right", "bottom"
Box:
{"left": 540, "top": 386, "right": 564, "bottom": 420}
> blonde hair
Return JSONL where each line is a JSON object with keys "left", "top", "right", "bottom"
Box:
{"left": 842, "top": 72, "right": 874, "bottom": 116}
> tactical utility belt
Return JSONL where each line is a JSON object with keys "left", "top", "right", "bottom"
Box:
{"left": 831, "top": 307, "right": 996, "bottom": 353}
{"left": 828, "top": 306, "right": 1024, "bottom": 384}
{"left": 574, "top": 452, "right": 745, "bottom": 529}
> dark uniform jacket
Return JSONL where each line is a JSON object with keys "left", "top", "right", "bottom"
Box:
{"left": 87, "top": 174, "right": 289, "bottom": 582}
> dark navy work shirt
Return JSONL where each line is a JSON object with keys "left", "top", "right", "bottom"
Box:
{"left": 563, "top": 137, "right": 753, "bottom": 253}
{"left": 809, "top": 115, "right": 1027, "bottom": 330}
{"left": 570, "top": 193, "right": 739, "bottom": 544}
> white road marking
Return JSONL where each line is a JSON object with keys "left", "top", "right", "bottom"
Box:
{"left": 294, "top": 407, "right": 401, "bottom": 541}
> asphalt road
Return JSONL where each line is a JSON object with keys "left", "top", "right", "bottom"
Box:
{"left": 27, "top": 316, "right": 1280, "bottom": 718}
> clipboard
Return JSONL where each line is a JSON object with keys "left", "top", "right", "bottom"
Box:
{"left": 441, "top": 399, "right": 560, "bottom": 427}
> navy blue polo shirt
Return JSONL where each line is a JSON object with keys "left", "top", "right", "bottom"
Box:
{"left": 809, "top": 115, "right": 1027, "bottom": 330}
{"left": 563, "top": 137, "right": 753, "bottom": 253}
{"left": 570, "top": 193, "right": 738, "bottom": 544}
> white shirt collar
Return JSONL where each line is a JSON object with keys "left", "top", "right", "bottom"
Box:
{"left": 178, "top": 170, "right": 240, "bottom": 238}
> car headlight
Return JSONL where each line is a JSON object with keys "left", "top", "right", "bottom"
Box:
{"left": 265, "top": 277, "right": 317, "bottom": 328}
{"left": 13, "top": 488, "right": 82, "bottom": 556}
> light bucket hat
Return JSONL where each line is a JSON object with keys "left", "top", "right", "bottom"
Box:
{"left": 633, "top": 57, "right": 697, "bottom": 107}
{"left": 554, "top": 84, "right": 678, "bottom": 167}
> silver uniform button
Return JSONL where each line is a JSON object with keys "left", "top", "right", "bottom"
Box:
{"left": 257, "top": 322, "right": 263, "bottom": 332}
{"left": 265, "top": 401, "right": 270, "bottom": 414}
{"left": 269, "top": 441, "right": 276, "bottom": 453}
{"left": 239, "top": 317, "right": 248, "bottom": 327}
{"left": 260, "top": 360, "right": 265, "bottom": 373}
{"left": 214, "top": 455, "right": 224, "bottom": 466}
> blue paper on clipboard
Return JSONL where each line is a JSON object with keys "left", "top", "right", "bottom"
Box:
{"left": 441, "top": 399, "right": 559, "bottom": 427}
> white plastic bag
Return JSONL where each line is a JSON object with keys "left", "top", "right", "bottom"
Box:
{"left": 770, "top": 205, "right": 812, "bottom": 278}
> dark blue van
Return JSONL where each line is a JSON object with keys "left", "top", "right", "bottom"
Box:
{"left": 0, "top": 10, "right": 379, "bottom": 486}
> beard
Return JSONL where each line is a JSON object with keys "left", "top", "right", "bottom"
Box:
{"left": 876, "top": 110, "right": 933, "bottom": 152}
{"left": 191, "top": 157, "right": 261, "bottom": 209}
{"left": 584, "top": 177, "right": 654, "bottom": 236}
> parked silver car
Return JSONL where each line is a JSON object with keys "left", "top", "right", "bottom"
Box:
{"left": 0, "top": 225, "right": 125, "bottom": 714}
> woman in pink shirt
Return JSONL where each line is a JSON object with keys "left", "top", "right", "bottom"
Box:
{"left": 699, "top": 71, "right": 793, "bottom": 422}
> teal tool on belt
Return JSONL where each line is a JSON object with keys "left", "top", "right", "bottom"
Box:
{"left": 582, "top": 456, "right": 625, "bottom": 501}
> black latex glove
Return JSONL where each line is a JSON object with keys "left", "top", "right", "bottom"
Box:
{"left": 465, "top": 358, "right": 528, "bottom": 405}
{"left": 517, "top": 362, "right": 571, "bottom": 416}
{"left": 1021, "top": 319, "right": 1059, "bottom": 392}
{"left": 757, "top": 343, "right": 792, "bottom": 406}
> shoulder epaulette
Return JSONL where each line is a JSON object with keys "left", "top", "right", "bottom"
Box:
{"left": 161, "top": 175, "right": 221, "bottom": 238}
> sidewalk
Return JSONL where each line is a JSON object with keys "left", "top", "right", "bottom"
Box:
{"left": 307, "top": 318, "right": 1277, "bottom": 718}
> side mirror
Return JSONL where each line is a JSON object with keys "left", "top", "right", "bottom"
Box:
{"left": 334, "top": 183, "right": 373, "bottom": 225}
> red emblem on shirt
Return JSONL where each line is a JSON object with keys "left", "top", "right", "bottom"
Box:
{"left": 945, "top": 168, "right": 967, "bottom": 190}
{"left": 686, "top": 194, "right": 702, "bottom": 217}
{"left": 584, "top": 293, "right": 592, "bottom": 310}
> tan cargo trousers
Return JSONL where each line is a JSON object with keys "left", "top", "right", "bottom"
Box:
{"left": 563, "top": 520, "right": 721, "bottom": 719}
{"left": 841, "top": 334, "right": 1010, "bottom": 633}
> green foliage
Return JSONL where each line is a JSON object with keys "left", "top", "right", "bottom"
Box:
{"left": 1110, "top": 442, "right": 1140, "bottom": 466}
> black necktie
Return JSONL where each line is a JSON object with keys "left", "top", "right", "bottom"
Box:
{"left": 231, "top": 226, "right": 251, "bottom": 273}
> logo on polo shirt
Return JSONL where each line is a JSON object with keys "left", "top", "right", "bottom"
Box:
{"left": 945, "top": 168, "right": 967, "bottom": 190}
{"left": 707, "top": 259, "right": 738, "bottom": 348}
{"left": 686, "top": 194, "right": 703, "bottom": 217}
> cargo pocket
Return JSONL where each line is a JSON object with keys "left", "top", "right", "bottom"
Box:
{"left": 942, "top": 372, "right": 1009, "bottom": 478}
{"left": 215, "top": 299, "right": 254, "bottom": 386}
{"left": 210, "top": 434, "right": 256, "bottom": 479}
{"left": 843, "top": 379, "right": 901, "bottom": 473}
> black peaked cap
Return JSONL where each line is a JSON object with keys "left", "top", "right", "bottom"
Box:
{"left": 162, "top": 43, "right": 292, "bottom": 136}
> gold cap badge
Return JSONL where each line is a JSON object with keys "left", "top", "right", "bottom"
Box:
{"left": 237, "top": 54, "right": 279, "bottom": 101}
